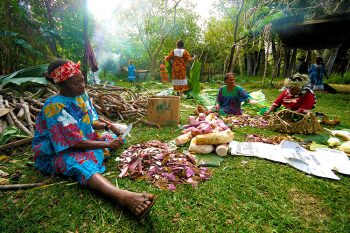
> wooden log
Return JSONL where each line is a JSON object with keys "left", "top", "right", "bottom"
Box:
{"left": 19, "top": 95, "right": 35, "bottom": 133}
{"left": 3, "top": 119, "right": 8, "bottom": 130}
{"left": 0, "top": 182, "right": 45, "bottom": 190}
{"left": 116, "top": 111, "right": 124, "bottom": 121}
{"left": 98, "top": 94, "right": 110, "bottom": 117}
{"left": 0, "top": 137, "right": 33, "bottom": 151}
{"left": 8, "top": 111, "right": 33, "bottom": 136}
{"left": 0, "top": 119, "right": 3, "bottom": 134}
{"left": 25, "top": 98, "right": 44, "bottom": 107}
{"left": 29, "top": 106, "right": 41, "bottom": 113}
{"left": 45, "top": 87, "right": 57, "bottom": 96}
{"left": 4, "top": 100, "right": 14, "bottom": 126}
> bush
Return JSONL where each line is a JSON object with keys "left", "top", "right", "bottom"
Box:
{"left": 327, "top": 72, "right": 350, "bottom": 84}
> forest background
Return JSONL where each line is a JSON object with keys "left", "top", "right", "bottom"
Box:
{"left": 1, "top": 0, "right": 350, "bottom": 83}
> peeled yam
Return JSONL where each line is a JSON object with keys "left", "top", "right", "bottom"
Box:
{"left": 332, "top": 130, "right": 350, "bottom": 141}
{"left": 216, "top": 144, "right": 229, "bottom": 156}
{"left": 175, "top": 132, "right": 192, "bottom": 145}
{"left": 189, "top": 137, "right": 214, "bottom": 154}
{"left": 196, "top": 129, "right": 234, "bottom": 145}
{"left": 339, "top": 141, "right": 350, "bottom": 153}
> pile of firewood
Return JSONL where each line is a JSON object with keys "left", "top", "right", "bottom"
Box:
{"left": 0, "top": 84, "right": 150, "bottom": 150}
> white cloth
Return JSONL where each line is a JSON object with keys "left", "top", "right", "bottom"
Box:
{"left": 174, "top": 49, "right": 185, "bottom": 57}
{"left": 172, "top": 78, "right": 188, "bottom": 86}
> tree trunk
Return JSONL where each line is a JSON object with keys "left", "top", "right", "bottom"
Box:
{"left": 246, "top": 53, "right": 253, "bottom": 76}
{"left": 82, "top": 0, "right": 88, "bottom": 83}
{"left": 44, "top": 0, "right": 59, "bottom": 57}
{"left": 287, "top": 48, "right": 297, "bottom": 76}
{"left": 226, "top": 0, "right": 244, "bottom": 72}
{"left": 283, "top": 48, "right": 291, "bottom": 77}
{"left": 276, "top": 40, "right": 282, "bottom": 77}
{"left": 227, "top": 45, "right": 236, "bottom": 73}
{"left": 326, "top": 46, "right": 340, "bottom": 73}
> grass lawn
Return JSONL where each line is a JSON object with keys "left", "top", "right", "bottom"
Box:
{"left": 1, "top": 76, "right": 350, "bottom": 232}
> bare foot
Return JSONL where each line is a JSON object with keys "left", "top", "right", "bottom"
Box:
{"left": 121, "top": 191, "right": 156, "bottom": 217}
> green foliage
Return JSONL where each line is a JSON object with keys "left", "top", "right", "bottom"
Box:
{"left": 189, "top": 60, "right": 201, "bottom": 95}
{"left": 0, "top": 64, "right": 48, "bottom": 88}
{"left": 327, "top": 72, "right": 350, "bottom": 84}
{"left": 0, "top": 126, "right": 28, "bottom": 145}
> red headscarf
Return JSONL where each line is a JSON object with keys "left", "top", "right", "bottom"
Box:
{"left": 49, "top": 61, "right": 81, "bottom": 83}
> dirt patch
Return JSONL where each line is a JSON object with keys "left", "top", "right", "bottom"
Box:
{"left": 329, "top": 84, "right": 350, "bottom": 93}
{"left": 289, "top": 188, "right": 331, "bottom": 228}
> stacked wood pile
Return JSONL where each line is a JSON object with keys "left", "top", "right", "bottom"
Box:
{"left": 0, "top": 84, "right": 149, "bottom": 150}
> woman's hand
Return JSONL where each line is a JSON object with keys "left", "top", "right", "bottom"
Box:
{"left": 109, "top": 124, "right": 122, "bottom": 136}
{"left": 249, "top": 99, "right": 258, "bottom": 105}
{"left": 108, "top": 138, "right": 124, "bottom": 149}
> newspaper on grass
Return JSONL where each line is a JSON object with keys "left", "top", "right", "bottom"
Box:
{"left": 229, "top": 140, "right": 350, "bottom": 180}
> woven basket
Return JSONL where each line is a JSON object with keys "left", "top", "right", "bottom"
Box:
{"left": 269, "top": 109, "right": 322, "bottom": 134}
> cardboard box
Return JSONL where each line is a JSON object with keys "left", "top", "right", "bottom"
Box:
{"left": 147, "top": 96, "right": 180, "bottom": 126}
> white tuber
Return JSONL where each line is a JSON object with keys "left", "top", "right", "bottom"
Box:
{"left": 327, "top": 137, "right": 341, "bottom": 147}
{"left": 339, "top": 141, "right": 350, "bottom": 153}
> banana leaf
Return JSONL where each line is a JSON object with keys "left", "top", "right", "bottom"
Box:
{"left": 195, "top": 153, "right": 225, "bottom": 167}
{"left": 0, "top": 126, "right": 28, "bottom": 145}
{"left": 293, "top": 133, "right": 330, "bottom": 145}
{"left": 165, "top": 60, "right": 172, "bottom": 81}
{"left": 189, "top": 60, "right": 201, "bottom": 95}
{"left": 0, "top": 64, "right": 48, "bottom": 88}
{"left": 191, "top": 93, "right": 216, "bottom": 107}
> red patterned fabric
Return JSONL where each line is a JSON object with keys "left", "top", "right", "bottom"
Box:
{"left": 49, "top": 61, "right": 81, "bottom": 83}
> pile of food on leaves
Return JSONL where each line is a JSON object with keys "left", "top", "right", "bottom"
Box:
{"left": 117, "top": 140, "right": 212, "bottom": 191}
{"left": 174, "top": 112, "right": 234, "bottom": 156}
{"left": 222, "top": 115, "right": 269, "bottom": 128}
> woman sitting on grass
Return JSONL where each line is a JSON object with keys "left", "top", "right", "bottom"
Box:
{"left": 213, "top": 73, "right": 257, "bottom": 115}
{"left": 32, "top": 59, "right": 157, "bottom": 219}
{"left": 264, "top": 73, "right": 316, "bottom": 115}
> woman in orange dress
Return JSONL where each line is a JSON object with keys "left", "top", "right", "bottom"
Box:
{"left": 165, "top": 40, "right": 196, "bottom": 96}
{"left": 159, "top": 62, "right": 168, "bottom": 83}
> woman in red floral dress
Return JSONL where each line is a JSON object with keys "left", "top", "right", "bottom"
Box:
{"left": 165, "top": 40, "right": 196, "bottom": 97}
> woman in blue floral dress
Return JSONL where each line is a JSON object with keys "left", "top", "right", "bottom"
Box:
{"left": 32, "top": 59, "right": 157, "bottom": 219}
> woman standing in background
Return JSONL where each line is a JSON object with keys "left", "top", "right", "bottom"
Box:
{"left": 165, "top": 40, "right": 196, "bottom": 97}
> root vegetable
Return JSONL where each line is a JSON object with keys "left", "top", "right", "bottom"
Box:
{"left": 339, "top": 141, "right": 350, "bottom": 153}
{"left": 189, "top": 137, "right": 214, "bottom": 154}
{"left": 196, "top": 129, "right": 234, "bottom": 145}
{"left": 327, "top": 137, "right": 340, "bottom": 147}
{"left": 175, "top": 132, "right": 192, "bottom": 145}
{"left": 216, "top": 144, "right": 229, "bottom": 157}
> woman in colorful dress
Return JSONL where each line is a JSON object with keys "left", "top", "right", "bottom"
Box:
{"left": 32, "top": 59, "right": 157, "bottom": 219}
{"left": 159, "top": 61, "right": 169, "bottom": 83}
{"left": 165, "top": 40, "right": 196, "bottom": 97}
{"left": 214, "top": 73, "right": 257, "bottom": 115}
{"left": 264, "top": 73, "right": 316, "bottom": 115}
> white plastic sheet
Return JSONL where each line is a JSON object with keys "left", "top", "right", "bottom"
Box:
{"left": 229, "top": 140, "right": 350, "bottom": 180}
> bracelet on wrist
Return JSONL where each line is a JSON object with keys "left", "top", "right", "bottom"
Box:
{"left": 104, "top": 123, "right": 110, "bottom": 131}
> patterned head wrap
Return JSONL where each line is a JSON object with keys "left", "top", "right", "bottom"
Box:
{"left": 49, "top": 61, "right": 81, "bottom": 83}
{"left": 284, "top": 73, "right": 309, "bottom": 89}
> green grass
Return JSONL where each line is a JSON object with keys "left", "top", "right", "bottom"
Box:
{"left": 1, "top": 76, "right": 350, "bottom": 232}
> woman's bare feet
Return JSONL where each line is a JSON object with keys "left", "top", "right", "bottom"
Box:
{"left": 120, "top": 192, "right": 156, "bottom": 217}
{"left": 87, "top": 173, "right": 157, "bottom": 218}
